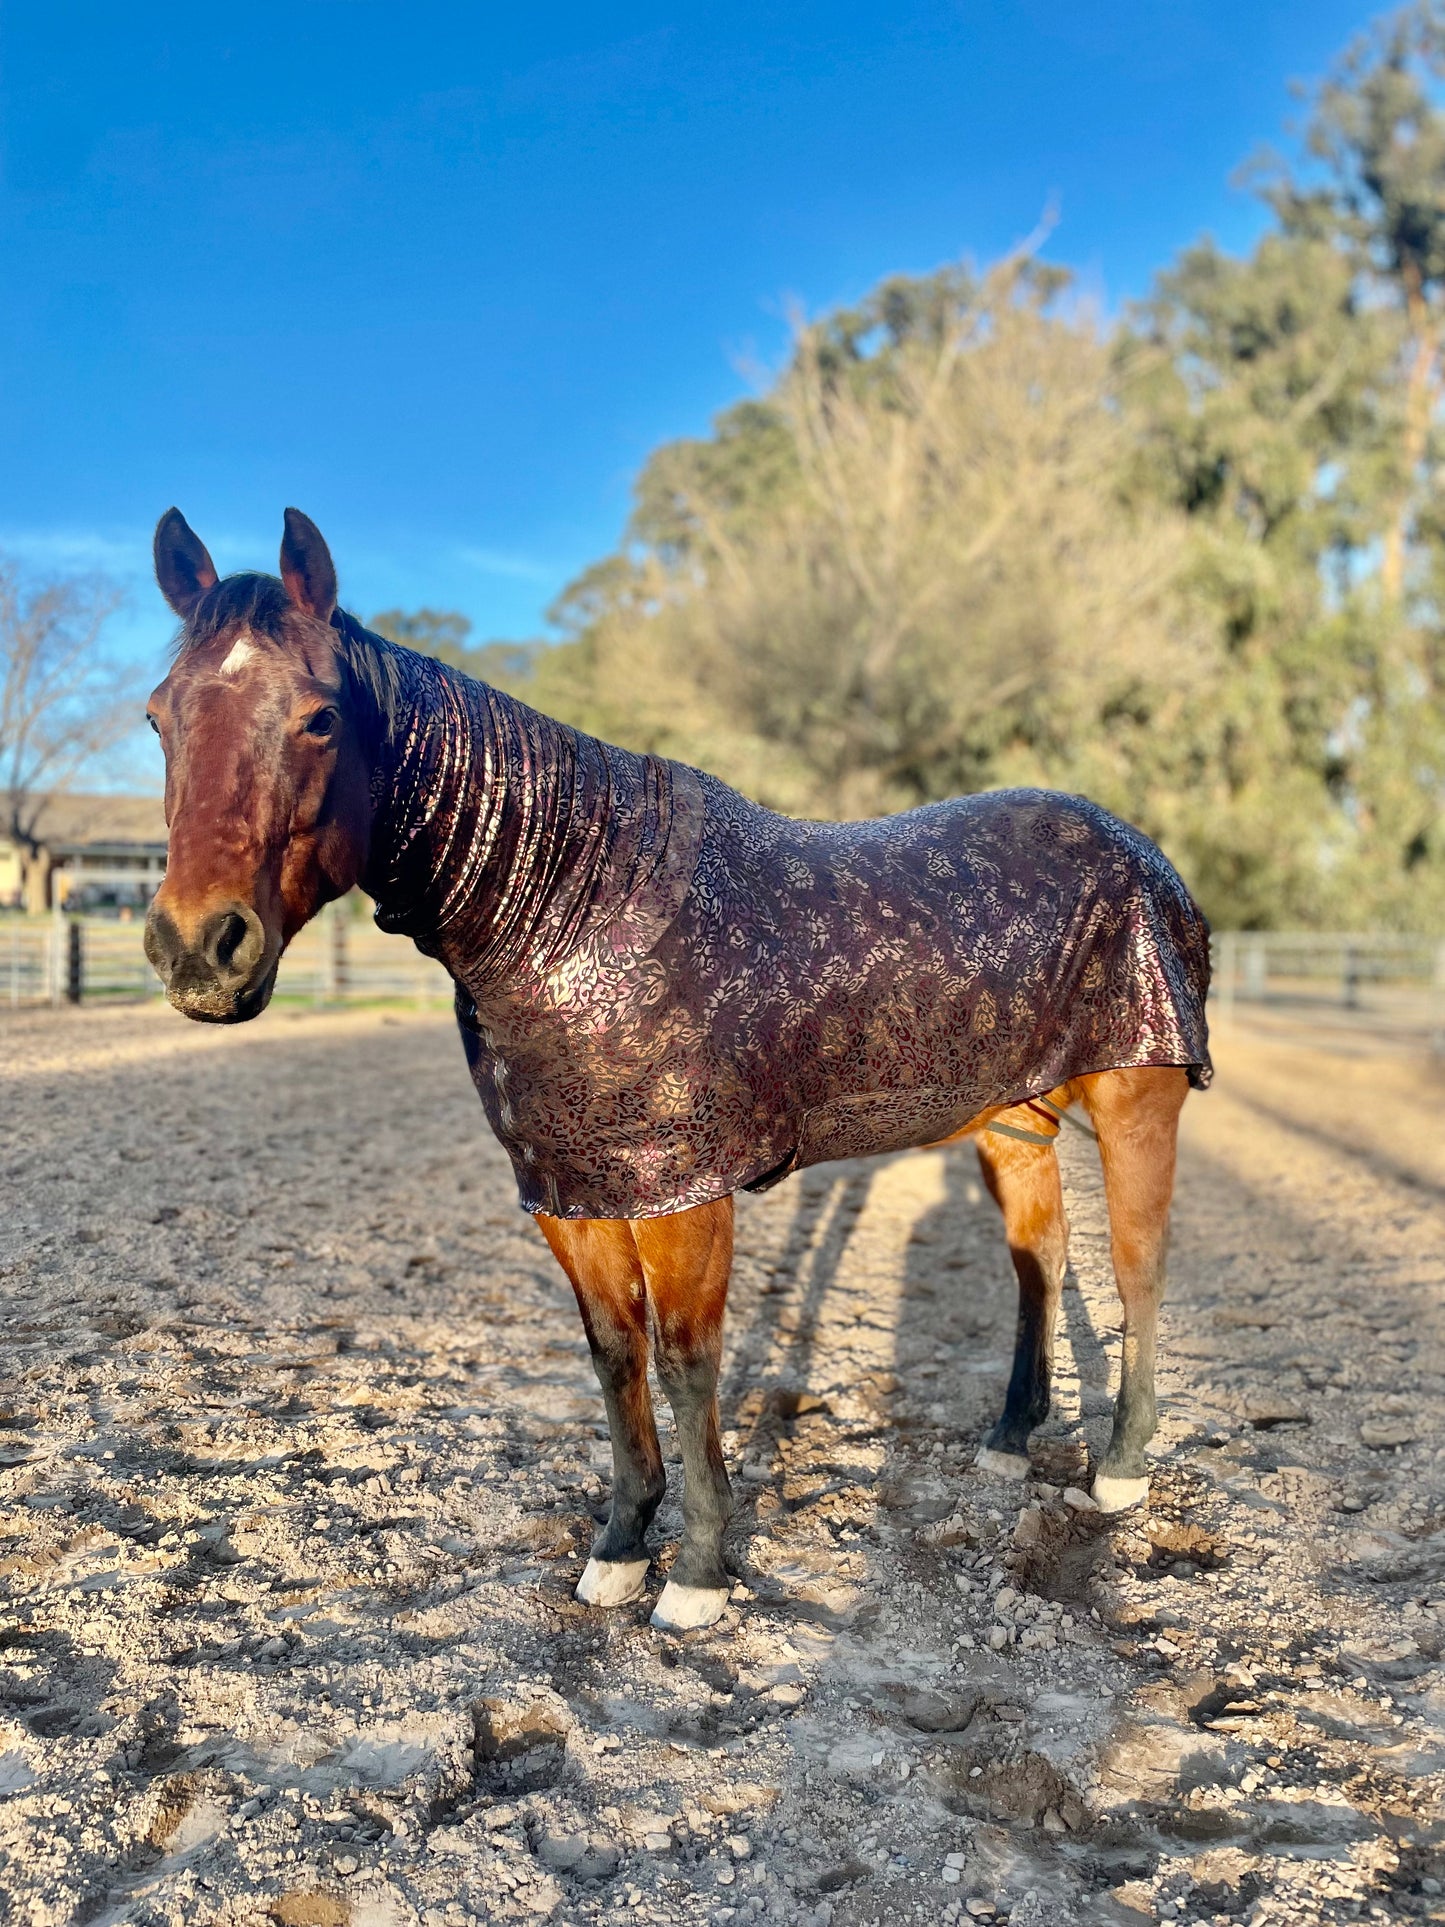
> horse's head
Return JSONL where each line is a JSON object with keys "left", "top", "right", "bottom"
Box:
{"left": 144, "top": 509, "right": 375, "bottom": 1022}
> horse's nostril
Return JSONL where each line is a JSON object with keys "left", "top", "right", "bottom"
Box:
{"left": 143, "top": 907, "right": 183, "bottom": 981}
{"left": 212, "top": 911, "right": 249, "bottom": 973}
{"left": 198, "top": 904, "right": 264, "bottom": 983}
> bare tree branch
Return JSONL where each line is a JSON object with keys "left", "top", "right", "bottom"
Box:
{"left": 0, "top": 557, "right": 132, "bottom": 859}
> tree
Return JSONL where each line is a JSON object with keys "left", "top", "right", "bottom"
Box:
{"left": 0, "top": 557, "right": 130, "bottom": 904}
{"left": 419, "top": 5, "right": 1445, "bottom": 932}
{"left": 514, "top": 259, "right": 1212, "bottom": 823}
{"left": 1263, "top": 0, "right": 1445, "bottom": 601}
{"left": 368, "top": 606, "right": 475, "bottom": 667}
{"left": 1130, "top": 3, "right": 1445, "bottom": 925}
{"left": 368, "top": 606, "right": 543, "bottom": 691}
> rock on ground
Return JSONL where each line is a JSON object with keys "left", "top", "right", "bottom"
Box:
{"left": 0, "top": 1002, "right": 1443, "bottom": 1925}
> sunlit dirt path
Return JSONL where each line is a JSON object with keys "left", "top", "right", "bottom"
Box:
{"left": 1, "top": 1005, "right": 1443, "bottom": 1926}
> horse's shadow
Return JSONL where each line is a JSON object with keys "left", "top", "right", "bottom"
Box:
{"left": 893, "top": 1134, "right": 1112, "bottom": 1461}
{"left": 717, "top": 1135, "right": 1120, "bottom": 1567}
{"left": 721, "top": 1165, "right": 873, "bottom": 1426}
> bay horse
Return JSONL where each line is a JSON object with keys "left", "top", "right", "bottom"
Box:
{"left": 144, "top": 508, "right": 1211, "bottom": 1632}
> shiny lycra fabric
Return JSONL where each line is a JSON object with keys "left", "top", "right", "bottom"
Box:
{"left": 351, "top": 623, "right": 1212, "bottom": 1221}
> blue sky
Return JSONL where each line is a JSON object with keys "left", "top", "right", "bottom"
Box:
{"left": 0, "top": 0, "right": 1378, "bottom": 718}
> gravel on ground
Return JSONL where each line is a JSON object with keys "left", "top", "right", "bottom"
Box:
{"left": 1, "top": 1002, "right": 1443, "bottom": 1926}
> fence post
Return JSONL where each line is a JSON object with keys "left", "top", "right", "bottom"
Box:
{"left": 1343, "top": 940, "right": 1360, "bottom": 1011}
{"left": 316, "top": 905, "right": 333, "bottom": 1006}
{"left": 49, "top": 904, "right": 63, "bottom": 1007}
{"left": 66, "top": 920, "right": 84, "bottom": 1004}
{"left": 331, "top": 905, "right": 349, "bottom": 1004}
{"left": 1216, "top": 932, "right": 1237, "bottom": 1022}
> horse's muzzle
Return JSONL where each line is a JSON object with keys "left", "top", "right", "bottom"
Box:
{"left": 143, "top": 902, "right": 276, "bottom": 1022}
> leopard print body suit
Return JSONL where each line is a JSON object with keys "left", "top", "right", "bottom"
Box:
{"left": 354, "top": 627, "right": 1212, "bottom": 1221}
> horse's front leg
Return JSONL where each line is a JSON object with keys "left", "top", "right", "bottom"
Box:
{"left": 974, "top": 1121, "right": 1068, "bottom": 1481}
{"left": 1078, "top": 1066, "right": 1189, "bottom": 1512}
{"left": 537, "top": 1215, "right": 664, "bottom": 1605}
{"left": 634, "top": 1199, "right": 736, "bottom": 1631}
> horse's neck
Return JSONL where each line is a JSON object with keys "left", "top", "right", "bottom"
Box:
{"left": 363, "top": 654, "right": 591, "bottom": 981}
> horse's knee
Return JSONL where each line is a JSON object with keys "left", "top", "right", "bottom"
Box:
{"left": 654, "top": 1349, "right": 722, "bottom": 1438}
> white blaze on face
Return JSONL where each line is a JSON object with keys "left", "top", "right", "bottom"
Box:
{"left": 218, "top": 638, "right": 256, "bottom": 677}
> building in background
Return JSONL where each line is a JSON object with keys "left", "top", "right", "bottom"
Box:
{"left": 0, "top": 794, "right": 167, "bottom": 914}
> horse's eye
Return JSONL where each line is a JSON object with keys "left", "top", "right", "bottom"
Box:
{"left": 304, "top": 707, "right": 337, "bottom": 737}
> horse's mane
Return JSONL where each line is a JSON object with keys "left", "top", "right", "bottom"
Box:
{"left": 175, "top": 572, "right": 414, "bottom": 744}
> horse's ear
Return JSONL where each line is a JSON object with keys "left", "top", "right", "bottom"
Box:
{"left": 280, "top": 508, "right": 338, "bottom": 621}
{"left": 154, "top": 509, "right": 219, "bottom": 620}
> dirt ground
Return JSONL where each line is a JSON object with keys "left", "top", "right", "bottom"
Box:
{"left": 2, "top": 1001, "right": 1444, "bottom": 1927}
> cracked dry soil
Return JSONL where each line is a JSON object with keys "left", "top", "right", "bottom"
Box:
{"left": 1, "top": 1003, "right": 1444, "bottom": 1927}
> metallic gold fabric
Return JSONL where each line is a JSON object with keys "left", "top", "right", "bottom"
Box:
{"left": 356, "top": 635, "right": 1212, "bottom": 1221}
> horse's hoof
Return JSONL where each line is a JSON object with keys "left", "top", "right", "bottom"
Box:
{"left": 575, "top": 1556, "right": 650, "bottom": 1607}
{"left": 1091, "top": 1474, "right": 1149, "bottom": 1513}
{"left": 975, "top": 1446, "right": 1031, "bottom": 1481}
{"left": 650, "top": 1580, "right": 730, "bottom": 1631}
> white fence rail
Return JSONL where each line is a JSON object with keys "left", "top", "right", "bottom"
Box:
{"left": 3, "top": 917, "right": 62, "bottom": 1007}
{"left": 1, "top": 906, "right": 452, "bottom": 1011}
{"left": 1212, "top": 931, "right": 1445, "bottom": 1050}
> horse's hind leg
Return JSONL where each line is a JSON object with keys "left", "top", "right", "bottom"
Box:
{"left": 1078, "top": 1065, "right": 1189, "bottom": 1513}
{"left": 634, "top": 1199, "right": 736, "bottom": 1631}
{"left": 537, "top": 1215, "right": 664, "bottom": 1606}
{"left": 974, "top": 1125, "right": 1068, "bottom": 1480}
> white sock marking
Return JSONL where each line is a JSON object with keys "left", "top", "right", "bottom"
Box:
{"left": 975, "top": 1446, "right": 1031, "bottom": 1480}
{"left": 1091, "top": 1473, "right": 1150, "bottom": 1513}
{"left": 575, "top": 1555, "right": 649, "bottom": 1607}
{"left": 650, "top": 1580, "right": 731, "bottom": 1630}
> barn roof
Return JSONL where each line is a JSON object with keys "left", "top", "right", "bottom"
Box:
{"left": 11, "top": 792, "right": 167, "bottom": 853}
